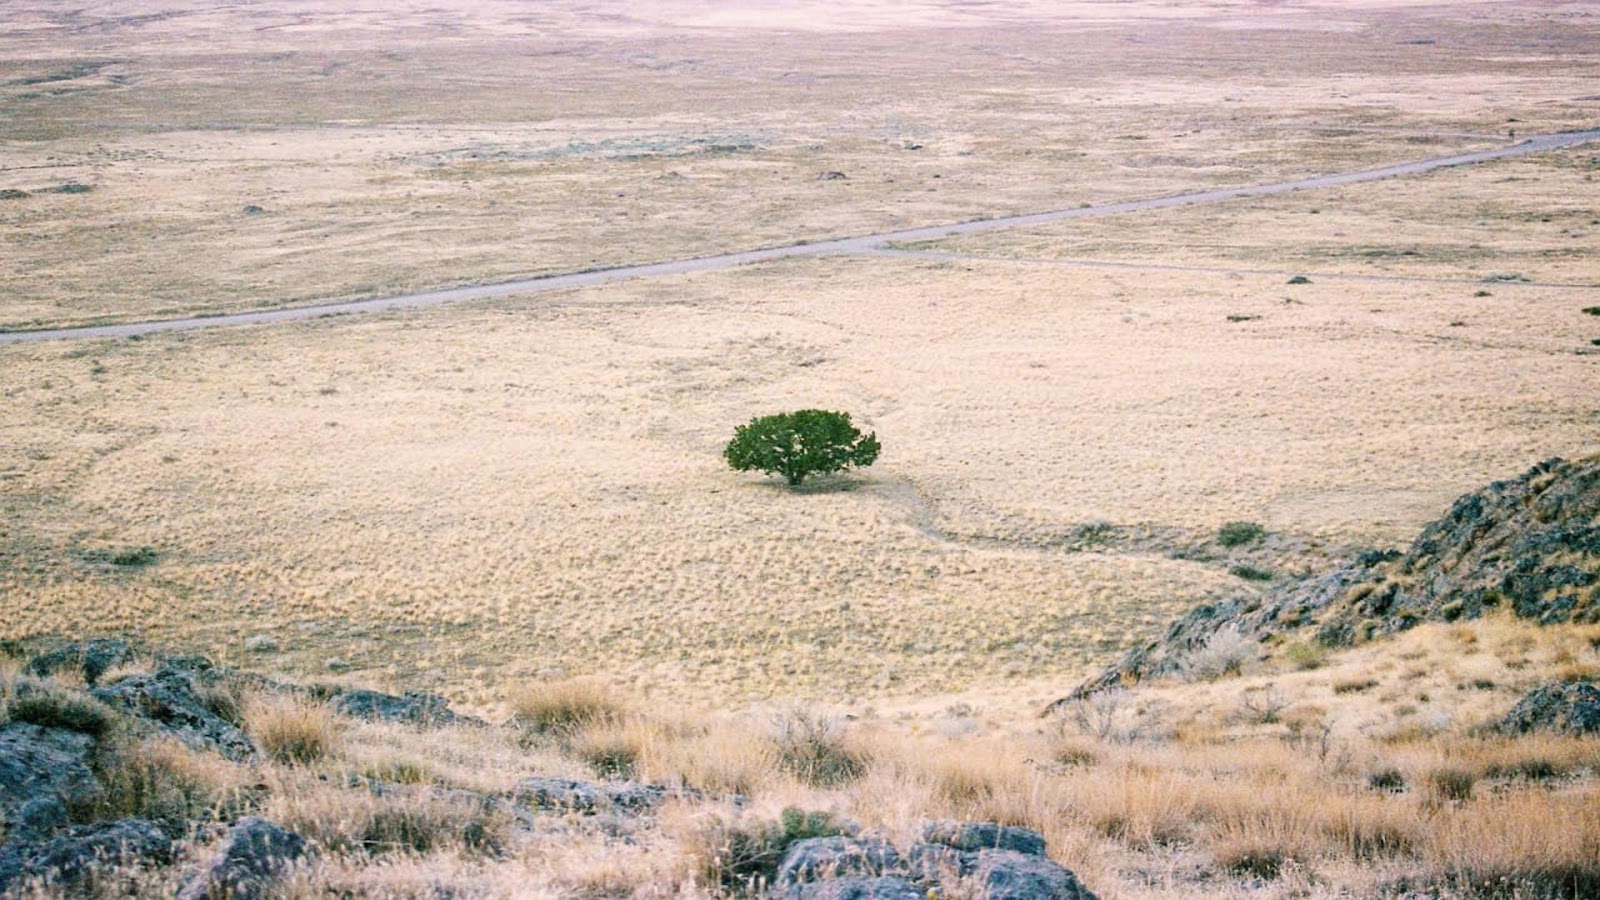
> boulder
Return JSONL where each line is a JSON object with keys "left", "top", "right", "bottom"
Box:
{"left": 1498, "top": 682, "right": 1600, "bottom": 736}
{"left": 971, "top": 849, "right": 1098, "bottom": 900}
{"left": 509, "top": 776, "right": 671, "bottom": 814}
{"left": 903, "top": 841, "right": 970, "bottom": 881}
{"left": 176, "top": 817, "right": 307, "bottom": 900}
{"left": 330, "top": 688, "right": 472, "bottom": 727}
{"left": 0, "top": 721, "right": 103, "bottom": 824}
{"left": 793, "top": 876, "right": 924, "bottom": 899}
{"left": 921, "top": 821, "right": 1047, "bottom": 856}
{"left": 27, "top": 639, "right": 137, "bottom": 685}
{"left": 776, "top": 836, "right": 900, "bottom": 887}
{"left": 90, "top": 666, "right": 255, "bottom": 760}
{"left": 0, "top": 819, "right": 171, "bottom": 893}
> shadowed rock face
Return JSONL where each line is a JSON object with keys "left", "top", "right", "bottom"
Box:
{"left": 1061, "top": 456, "right": 1599, "bottom": 703}
{"left": 1499, "top": 682, "right": 1600, "bottom": 736}
{"left": 0, "top": 819, "right": 172, "bottom": 894}
{"left": 176, "top": 816, "right": 307, "bottom": 900}
{"left": 775, "top": 823, "right": 1098, "bottom": 900}
{"left": 0, "top": 722, "right": 102, "bottom": 826}
{"left": 91, "top": 666, "right": 255, "bottom": 761}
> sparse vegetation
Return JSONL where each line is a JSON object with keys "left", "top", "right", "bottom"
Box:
{"left": 244, "top": 695, "right": 341, "bottom": 765}
{"left": 508, "top": 678, "right": 626, "bottom": 737}
{"left": 2, "top": 2, "right": 1598, "bottom": 897}
{"left": 1217, "top": 521, "right": 1267, "bottom": 547}
{"left": 6, "top": 685, "right": 116, "bottom": 737}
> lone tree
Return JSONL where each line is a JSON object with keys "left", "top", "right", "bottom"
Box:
{"left": 724, "top": 409, "right": 881, "bottom": 487}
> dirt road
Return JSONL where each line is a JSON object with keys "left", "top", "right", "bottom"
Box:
{"left": 4, "top": 128, "right": 1596, "bottom": 345}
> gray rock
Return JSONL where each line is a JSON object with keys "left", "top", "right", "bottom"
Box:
{"left": 1498, "top": 682, "right": 1600, "bottom": 735}
{"left": 9, "top": 796, "right": 70, "bottom": 843}
{"left": 794, "top": 876, "right": 924, "bottom": 899}
{"left": 0, "top": 819, "right": 171, "bottom": 893}
{"left": 1059, "top": 456, "right": 1600, "bottom": 705}
{"left": 27, "top": 639, "right": 137, "bottom": 685}
{"left": 331, "top": 688, "right": 470, "bottom": 727}
{"left": 0, "top": 722, "right": 103, "bottom": 824}
{"left": 971, "top": 849, "right": 1098, "bottom": 900}
{"left": 921, "top": 820, "right": 1046, "bottom": 856}
{"left": 903, "top": 841, "right": 971, "bottom": 881}
{"left": 176, "top": 816, "right": 307, "bottom": 900}
{"left": 243, "top": 634, "right": 278, "bottom": 654}
{"left": 776, "top": 836, "right": 901, "bottom": 887}
{"left": 509, "top": 776, "right": 671, "bottom": 814}
{"left": 90, "top": 666, "right": 255, "bottom": 760}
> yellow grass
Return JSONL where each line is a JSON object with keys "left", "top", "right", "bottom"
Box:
{"left": 1, "top": 1, "right": 1597, "bottom": 894}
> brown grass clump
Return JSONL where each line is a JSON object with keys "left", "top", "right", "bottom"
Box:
{"left": 770, "top": 708, "right": 869, "bottom": 788}
{"left": 508, "top": 678, "right": 627, "bottom": 738}
{"left": 95, "top": 735, "right": 253, "bottom": 828}
{"left": 244, "top": 694, "right": 342, "bottom": 765}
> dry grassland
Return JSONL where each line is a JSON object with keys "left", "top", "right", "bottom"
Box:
{"left": 7, "top": 615, "right": 1598, "bottom": 898}
{"left": 3, "top": 244, "right": 1594, "bottom": 705}
{"left": 3, "top": 1, "right": 1598, "bottom": 328}
{"left": 0, "top": 0, "right": 1595, "bottom": 739}
{"left": 907, "top": 150, "right": 1600, "bottom": 285}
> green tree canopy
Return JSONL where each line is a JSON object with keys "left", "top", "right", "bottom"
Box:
{"left": 724, "top": 410, "right": 881, "bottom": 487}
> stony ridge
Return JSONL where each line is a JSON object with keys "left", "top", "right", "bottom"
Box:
{"left": 1062, "top": 455, "right": 1599, "bottom": 702}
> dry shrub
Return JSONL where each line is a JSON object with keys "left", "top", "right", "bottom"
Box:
{"left": 508, "top": 677, "right": 626, "bottom": 737}
{"left": 1427, "top": 786, "right": 1600, "bottom": 898}
{"left": 564, "top": 714, "right": 676, "bottom": 781}
{"left": 265, "top": 776, "right": 508, "bottom": 857}
{"left": 1074, "top": 764, "right": 1200, "bottom": 849}
{"left": 645, "top": 720, "right": 777, "bottom": 796}
{"left": 96, "top": 735, "right": 253, "bottom": 827}
{"left": 245, "top": 694, "right": 341, "bottom": 765}
{"left": 682, "top": 805, "right": 848, "bottom": 892}
{"left": 1180, "top": 627, "right": 1258, "bottom": 682}
{"left": 1425, "top": 767, "right": 1476, "bottom": 804}
{"left": 1211, "top": 811, "right": 1311, "bottom": 881}
{"left": 6, "top": 683, "right": 116, "bottom": 737}
{"left": 771, "top": 708, "right": 867, "bottom": 787}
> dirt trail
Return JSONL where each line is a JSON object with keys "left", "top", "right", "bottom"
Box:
{"left": 4, "top": 128, "right": 1597, "bottom": 345}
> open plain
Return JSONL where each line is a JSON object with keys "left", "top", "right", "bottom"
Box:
{"left": 2, "top": 0, "right": 1600, "bottom": 897}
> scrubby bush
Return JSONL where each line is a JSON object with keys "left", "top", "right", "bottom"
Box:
{"left": 245, "top": 695, "right": 341, "bottom": 765}
{"left": 508, "top": 677, "right": 625, "bottom": 737}
{"left": 7, "top": 686, "right": 116, "bottom": 737}
{"left": 724, "top": 410, "right": 880, "bottom": 486}
{"left": 693, "top": 807, "right": 848, "bottom": 891}
{"left": 772, "top": 708, "right": 867, "bottom": 786}
{"left": 1217, "top": 521, "right": 1266, "bottom": 547}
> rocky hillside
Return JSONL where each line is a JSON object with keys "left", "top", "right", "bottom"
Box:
{"left": 0, "top": 641, "right": 1098, "bottom": 898}
{"left": 1063, "top": 455, "right": 1599, "bottom": 702}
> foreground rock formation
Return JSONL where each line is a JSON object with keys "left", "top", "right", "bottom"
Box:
{"left": 1061, "top": 455, "right": 1599, "bottom": 703}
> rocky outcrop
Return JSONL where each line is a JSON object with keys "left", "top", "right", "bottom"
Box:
{"left": 175, "top": 817, "right": 308, "bottom": 900}
{"left": 508, "top": 776, "right": 677, "bottom": 814}
{"left": 1060, "top": 457, "right": 1599, "bottom": 702}
{"left": 1498, "top": 682, "right": 1600, "bottom": 736}
{"left": 0, "top": 819, "right": 172, "bottom": 894}
{"left": 0, "top": 722, "right": 103, "bottom": 826}
{"left": 90, "top": 666, "right": 255, "bottom": 761}
{"left": 775, "top": 823, "right": 1097, "bottom": 900}
{"left": 329, "top": 688, "right": 476, "bottom": 727}
{"left": 26, "top": 639, "right": 138, "bottom": 686}
{"left": 776, "top": 836, "right": 902, "bottom": 886}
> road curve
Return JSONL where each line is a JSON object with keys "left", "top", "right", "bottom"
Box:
{"left": 4, "top": 128, "right": 1597, "bottom": 345}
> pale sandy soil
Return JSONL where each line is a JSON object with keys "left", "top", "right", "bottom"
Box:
{"left": 1, "top": 0, "right": 1597, "bottom": 706}
{"left": 3, "top": 0, "right": 1598, "bottom": 329}
{"left": 2, "top": 251, "right": 1593, "bottom": 704}
{"left": 908, "top": 149, "right": 1600, "bottom": 285}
